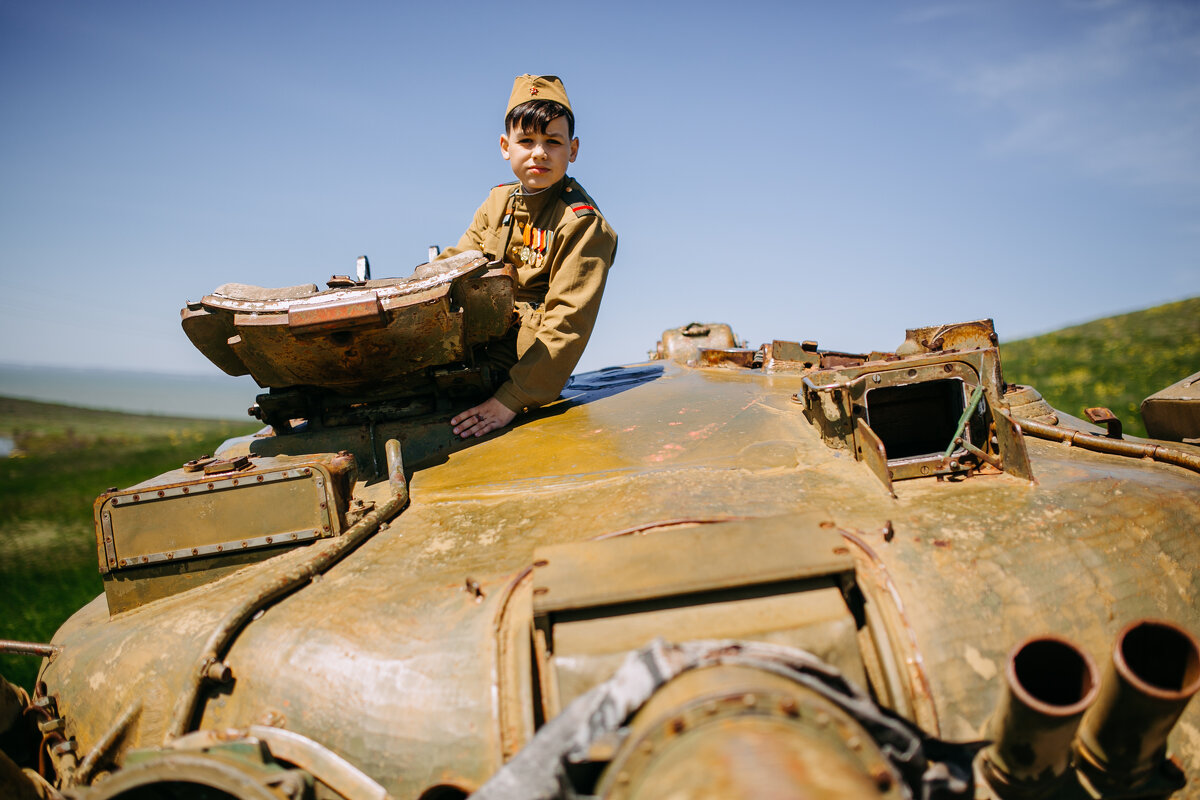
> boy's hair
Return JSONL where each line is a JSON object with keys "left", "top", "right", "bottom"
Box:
{"left": 506, "top": 99, "right": 575, "bottom": 139}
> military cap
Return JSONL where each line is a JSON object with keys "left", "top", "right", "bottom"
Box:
{"left": 507, "top": 74, "right": 572, "bottom": 116}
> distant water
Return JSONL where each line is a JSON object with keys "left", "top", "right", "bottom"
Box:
{"left": 0, "top": 363, "right": 260, "bottom": 421}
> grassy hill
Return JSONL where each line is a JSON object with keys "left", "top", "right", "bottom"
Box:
{"left": 0, "top": 397, "right": 258, "bottom": 689}
{"left": 999, "top": 297, "right": 1200, "bottom": 439}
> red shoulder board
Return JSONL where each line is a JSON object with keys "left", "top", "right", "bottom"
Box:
{"left": 569, "top": 201, "right": 597, "bottom": 217}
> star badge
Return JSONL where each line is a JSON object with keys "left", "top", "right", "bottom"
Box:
{"left": 530, "top": 87, "right": 539, "bottom": 96}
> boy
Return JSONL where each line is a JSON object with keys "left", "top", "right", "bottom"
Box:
{"left": 441, "top": 74, "right": 617, "bottom": 439}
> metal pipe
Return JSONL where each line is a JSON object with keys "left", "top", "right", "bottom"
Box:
{"left": 1014, "top": 417, "right": 1200, "bottom": 476}
{"left": 71, "top": 700, "right": 141, "bottom": 786}
{"left": 1076, "top": 619, "right": 1200, "bottom": 788}
{"left": 980, "top": 636, "right": 1099, "bottom": 797}
{"left": 165, "top": 440, "right": 409, "bottom": 741}
{"left": 0, "top": 639, "right": 60, "bottom": 658}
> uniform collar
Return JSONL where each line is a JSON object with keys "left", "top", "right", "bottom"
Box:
{"left": 511, "top": 176, "right": 569, "bottom": 218}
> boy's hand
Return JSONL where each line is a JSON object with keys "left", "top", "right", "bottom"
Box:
{"left": 451, "top": 396, "right": 517, "bottom": 439}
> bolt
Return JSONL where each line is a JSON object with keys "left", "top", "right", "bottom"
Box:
{"left": 872, "top": 373, "right": 881, "bottom": 383}
{"left": 779, "top": 697, "right": 799, "bottom": 717}
{"left": 742, "top": 693, "right": 756, "bottom": 708}
{"left": 205, "top": 661, "right": 233, "bottom": 683}
{"left": 132, "top": 494, "right": 140, "bottom": 502}
{"left": 157, "top": 490, "right": 164, "bottom": 497}
{"left": 51, "top": 740, "right": 78, "bottom": 756}
{"left": 38, "top": 717, "right": 64, "bottom": 734}
{"left": 670, "top": 717, "right": 686, "bottom": 734}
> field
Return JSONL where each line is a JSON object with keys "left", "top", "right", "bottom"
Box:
{"left": 0, "top": 397, "right": 258, "bottom": 690}
{"left": 999, "top": 297, "right": 1200, "bottom": 439}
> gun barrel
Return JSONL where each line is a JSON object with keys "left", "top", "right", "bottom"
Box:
{"left": 981, "top": 636, "right": 1099, "bottom": 796}
{"left": 1076, "top": 619, "right": 1200, "bottom": 783}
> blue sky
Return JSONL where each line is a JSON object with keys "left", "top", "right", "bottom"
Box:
{"left": 1, "top": 0, "right": 1197, "bottom": 379}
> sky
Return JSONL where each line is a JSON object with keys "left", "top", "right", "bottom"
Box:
{"left": 1, "top": 0, "right": 1197, "bottom": 383}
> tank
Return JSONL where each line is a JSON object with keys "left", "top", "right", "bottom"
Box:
{"left": 2, "top": 257, "right": 1199, "bottom": 800}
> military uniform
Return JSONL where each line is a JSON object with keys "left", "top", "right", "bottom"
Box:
{"left": 439, "top": 176, "right": 617, "bottom": 412}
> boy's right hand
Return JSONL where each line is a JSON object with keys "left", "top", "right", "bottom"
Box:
{"left": 451, "top": 396, "right": 517, "bottom": 439}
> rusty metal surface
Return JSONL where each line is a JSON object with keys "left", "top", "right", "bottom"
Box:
{"left": 180, "top": 253, "right": 511, "bottom": 393}
{"left": 37, "top": 350, "right": 1200, "bottom": 798}
{"left": 597, "top": 665, "right": 902, "bottom": 800}
{"left": 1142, "top": 370, "right": 1200, "bottom": 442}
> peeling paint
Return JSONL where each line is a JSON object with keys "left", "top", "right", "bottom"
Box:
{"left": 964, "top": 645, "right": 997, "bottom": 681}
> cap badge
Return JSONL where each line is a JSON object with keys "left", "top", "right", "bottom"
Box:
{"left": 530, "top": 87, "right": 539, "bottom": 96}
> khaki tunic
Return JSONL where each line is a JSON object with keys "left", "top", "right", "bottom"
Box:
{"left": 440, "top": 176, "right": 617, "bottom": 412}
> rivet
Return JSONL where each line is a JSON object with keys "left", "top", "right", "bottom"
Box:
{"left": 257, "top": 475, "right": 264, "bottom": 482}
{"left": 780, "top": 697, "right": 799, "bottom": 717}
{"left": 816, "top": 711, "right": 830, "bottom": 726}
{"left": 742, "top": 693, "right": 756, "bottom": 708}
{"left": 871, "top": 374, "right": 881, "bottom": 383}
{"left": 191, "top": 548, "right": 198, "bottom": 555}
{"left": 183, "top": 487, "right": 190, "bottom": 494}
{"left": 157, "top": 490, "right": 164, "bottom": 497}
{"left": 208, "top": 483, "right": 215, "bottom": 490}
{"left": 266, "top": 536, "right": 273, "bottom": 544}
{"left": 133, "top": 494, "right": 140, "bottom": 502}
{"left": 670, "top": 717, "right": 686, "bottom": 734}
{"left": 232, "top": 478, "right": 239, "bottom": 486}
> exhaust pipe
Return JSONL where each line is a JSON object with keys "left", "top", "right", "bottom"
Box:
{"left": 981, "top": 635, "right": 1099, "bottom": 798}
{"left": 1075, "top": 619, "right": 1200, "bottom": 792}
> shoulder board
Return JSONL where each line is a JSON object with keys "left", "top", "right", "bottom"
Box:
{"left": 561, "top": 180, "right": 600, "bottom": 217}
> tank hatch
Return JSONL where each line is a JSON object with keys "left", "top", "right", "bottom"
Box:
{"left": 774, "top": 320, "right": 1034, "bottom": 493}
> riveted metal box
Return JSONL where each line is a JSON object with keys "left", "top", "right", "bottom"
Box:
{"left": 93, "top": 452, "right": 356, "bottom": 613}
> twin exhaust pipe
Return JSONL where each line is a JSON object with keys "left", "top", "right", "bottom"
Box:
{"left": 982, "top": 619, "right": 1200, "bottom": 798}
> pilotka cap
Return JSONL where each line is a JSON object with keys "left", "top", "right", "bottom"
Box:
{"left": 507, "top": 74, "right": 572, "bottom": 116}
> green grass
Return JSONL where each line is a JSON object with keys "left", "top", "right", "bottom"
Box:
{"left": 0, "top": 397, "right": 258, "bottom": 690}
{"left": 999, "top": 297, "right": 1200, "bottom": 439}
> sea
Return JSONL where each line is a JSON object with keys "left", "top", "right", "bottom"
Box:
{"left": 0, "top": 363, "right": 260, "bottom": 423}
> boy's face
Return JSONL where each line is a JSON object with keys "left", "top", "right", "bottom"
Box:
{"left": 500, "top": 115, "right": 578, "bottom": 192}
